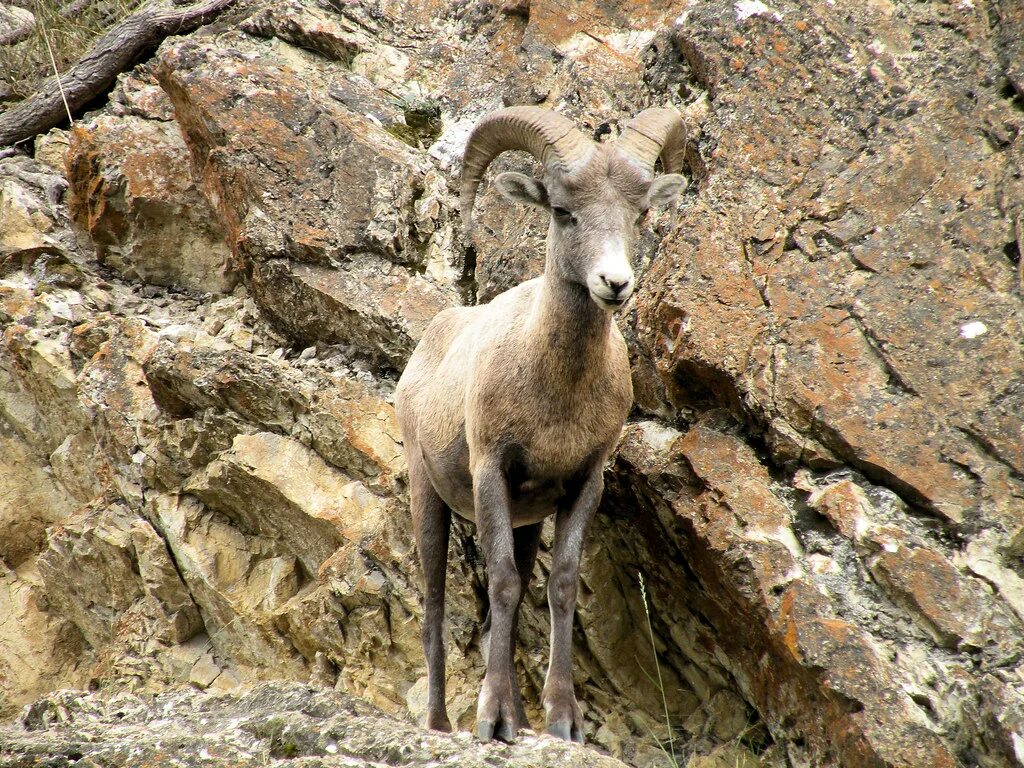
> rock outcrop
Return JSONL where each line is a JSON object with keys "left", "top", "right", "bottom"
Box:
{"left": 1, "top": 1, "right": 1022, "bottom": 767}
{"left": 0, "top": 681, "right": 629, "bottom": 768}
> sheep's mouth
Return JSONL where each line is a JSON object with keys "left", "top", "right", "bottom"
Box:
{"left": 592, "top": 293, "right": 628, "bottom": 311}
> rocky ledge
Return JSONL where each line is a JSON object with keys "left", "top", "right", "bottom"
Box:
{"left": 0, "top": 682, "right": 628, "bottom": 768}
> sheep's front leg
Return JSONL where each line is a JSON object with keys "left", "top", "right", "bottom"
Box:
{"left": 509, "top": 521, "right": 542, "bottom": 726}
{"left": 474, "top": 456, "right": 522, "bottom": 742}
{"left": 543, "top": 461, "right": 603, "bottom": 744}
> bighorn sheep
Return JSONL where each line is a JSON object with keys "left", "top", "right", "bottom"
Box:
{"left": 395, "top": 106, "right": 687, "bottom": 743}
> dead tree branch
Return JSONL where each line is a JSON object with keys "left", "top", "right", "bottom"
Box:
{"left": 0, "top": 0, "right": 235, "bottom": 147}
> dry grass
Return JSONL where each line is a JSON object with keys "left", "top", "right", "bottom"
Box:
{"left": 638, "top": 571, "right": 680, "bottom": 767}
{"left": 637, "top": 571, "right": 772, "bottom": 768}
{"left": 0, "top": 0, "right": 142, "bottom": 104}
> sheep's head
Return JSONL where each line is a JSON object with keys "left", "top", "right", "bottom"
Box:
{"left": 461, "top": 107, "right": 688, "bottom": 311}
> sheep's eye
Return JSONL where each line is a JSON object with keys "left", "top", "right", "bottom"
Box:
{"left": 552, "top": 207, "right": 575, "bottom": 225}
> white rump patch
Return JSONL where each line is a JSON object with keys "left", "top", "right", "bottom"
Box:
{"left": 959, "top": 321, "right": 987, "bottom": 339}
{"left": 735, "top": 0, "right": 783, "bottom": 22}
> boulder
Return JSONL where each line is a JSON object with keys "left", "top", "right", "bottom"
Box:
{"left": 67, "top": 114, "right": 235, "bottom": 293}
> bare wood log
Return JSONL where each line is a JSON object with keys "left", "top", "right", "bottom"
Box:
{"left": 0, "top": 0, "right": 235, "bottom": 147}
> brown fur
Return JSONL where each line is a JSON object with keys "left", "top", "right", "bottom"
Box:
{"left": 395, "top": 142, "right": 682, "bottom": 742}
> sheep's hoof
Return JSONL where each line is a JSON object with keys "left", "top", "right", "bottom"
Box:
{"left": 547, "top": 721, "right": 585, "bottom": 745}
{"left": 496, "top": 719, "right": 517, "bottom": 743}
{"left": 477, "top": 719, "right": 517, "bottom": 743}
{"left": 425, "top": 714, "right": 452, "bottom": 733}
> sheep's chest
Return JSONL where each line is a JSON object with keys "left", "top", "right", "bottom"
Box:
{"left": 518, "top": 412, "right": 607, "bottom": 474}
{"left": 463, "top": 310, "right": 632, "bottom": 524}
{"left": 499, "top": 411, "right": 614, "bottom": 525}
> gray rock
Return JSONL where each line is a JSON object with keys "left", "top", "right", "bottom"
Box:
{"left": 0, "top": 683, "right": 630, "bottom": 768}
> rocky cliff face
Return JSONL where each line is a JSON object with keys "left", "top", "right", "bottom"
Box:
{"left": 1, "top": 1, "right": 1022, "bottom": 767}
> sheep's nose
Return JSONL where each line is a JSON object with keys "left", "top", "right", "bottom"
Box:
{"left": 600, "top": 274, "right": 632, "bottom": 295}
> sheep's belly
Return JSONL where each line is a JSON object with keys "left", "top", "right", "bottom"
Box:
{"left": 509, "top": 477, "right": 569, "bottom": 527}
{"left": 424, "top": 452, "right": 572, "bottom": 529}
{"left": 447, "top": 487, "right": 567, "bottom": 529}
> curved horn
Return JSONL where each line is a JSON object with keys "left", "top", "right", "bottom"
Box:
{"left": 460, "top": 106, "right": 594, "bottom": 232}
{"left": 615, "top": 107, "right": 687, "bottom": 177}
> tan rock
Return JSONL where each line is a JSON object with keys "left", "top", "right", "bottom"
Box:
{"left": 130, "top": 519, "right": 203, "bottom": 644}
{"left": 149, "top": 492, "right": 307, "bottom": 676}
{"left": 0, "top": 433, "right": 75, "bottom": 567}
{"left": 0, "top": 178, "right": 53, "bottom": 252}
{"left": 108, "top": 71, "right": 177, "bottom": 122}
{"left": 637, "top": 8, "right": 1024, "bottom": 534}
{"left": 164, "top": 634, "right": 211, "bottom": 680}
{"left": 870, "top": 545, "right": 1006, "bottom": 651}
{"left": 250, "top": 256, "right": 456, "bottom": 370}
{"left": 48, "top": 429, "right": 110, "bottom": 505}
{"left": 679, "top": 416, "right": 803, "bottom": 586}
{"left": 155, "top": 38, "right": 434, "bottom": 269}
{"left": 72, "top": 320, "right": 161, "bottom": 508}
{"left": 33, "top": 130, "right": 71, "bottom": 174}
{"left": 37, "top": 503, "right": 144, "bottom": 649}
{"left": 808, "top": 479, "right": 872, "bottom": 542}
{"left": 151, "top": 35, "right": 468, "bottom": 367}
{"left": 774, "top": 582, "right": 956, "bottom": 768}
{"left": 643, "top": 417, "right": 961, "bottom": 768}
{"left": 208, "top": 666, "right": 243, "bottom": 693}
{"left": 0, "top": 558, "right": 85, "bottom": 718}
{"left": 1, "top": 682, "right": 634, "bottom": 768}
{"left": 184, "top": 431, "right": 386, "bottom": 575}
{"left": 962, "top": 535, "right": 1024, "bottom": 626}
{"left": 189, "top": 653, "right": 221, "bottom": 689}
{"left": 240, "top": 0, "right": 372, "bottom": 63}
{"left": 688, "top": 745, "right": 762, "bottom": 768}
{"left": 0, "top": 324, "right": 88, "bottom": 456}
{"left": 66, "top": 115, "right": 235, "bottom": 293}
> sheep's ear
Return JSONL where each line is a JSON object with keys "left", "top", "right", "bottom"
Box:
{"left": 494, "top": 172, "right": 549, "bottom": 209}
{"left": 646, "top": 174, "right": 688, "bottom": 208}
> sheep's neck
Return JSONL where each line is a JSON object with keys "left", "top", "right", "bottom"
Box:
{"left": 529, "top": 272, "right": 611, "bottom": 388}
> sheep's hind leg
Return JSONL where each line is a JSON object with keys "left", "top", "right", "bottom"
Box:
{"left": 473, "top": 456, "right": 522, "bottom": 743}
{"left": 543, "top": 463, "right": 603, "bottom": 744}
{"left": 410, "top": 447, "right": 453, "bottom": 732}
